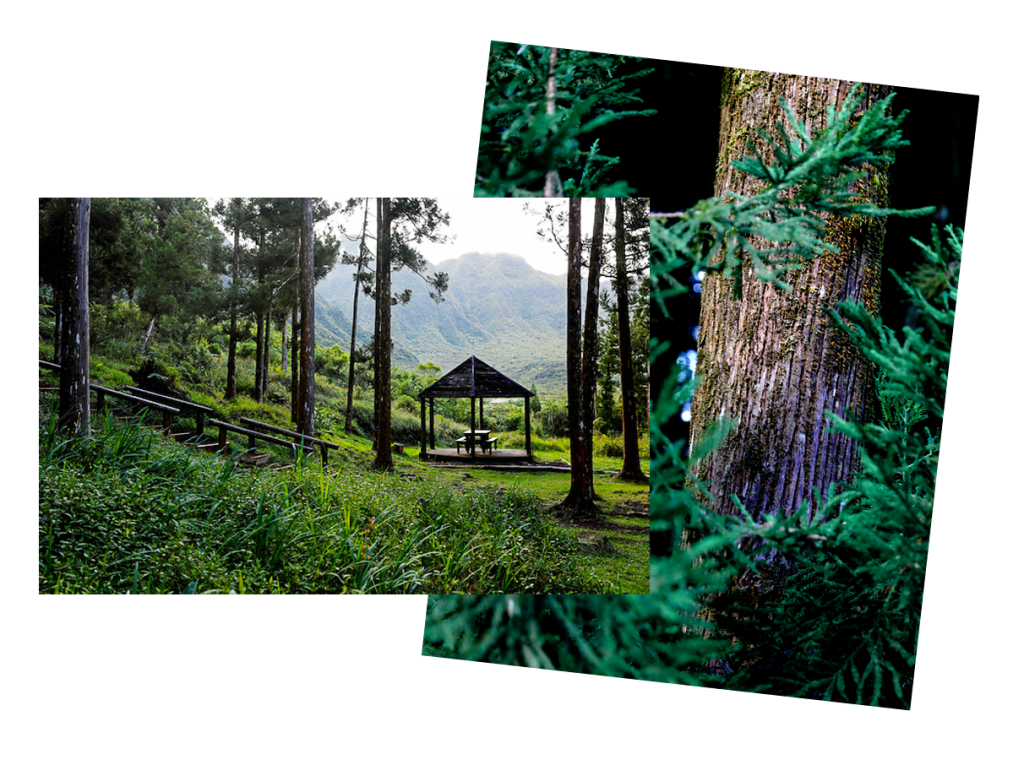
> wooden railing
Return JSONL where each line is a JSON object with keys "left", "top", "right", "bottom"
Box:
{"left": 41, "top": 360, "right": 339, "bottom": 465}
{"left": 238, "top": 415, "right": 335, "bottom": 462}
{"left": 41, "top": 359, "right": 180, "bottom": 433}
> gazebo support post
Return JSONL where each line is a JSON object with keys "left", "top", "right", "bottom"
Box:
{"left": 470, "top": 397, "right": 476, "bottom": 457}
{"left": 525, "top": 396, "right": 532, "bottom": 460}
{"left": 419, "top": 397, "right": 427, "bottom": 460}
{"left": 429, "top": 399, "right": 435, "bottom": 449}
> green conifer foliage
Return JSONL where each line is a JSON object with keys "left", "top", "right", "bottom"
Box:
{"left": 425, "top": 86, "right": 959, "bottom": 708}
{"left": 474, "top": 42, "right": 655, "bottom": 197}
{"left": 707, "top": 226, "right": 959, "bottom": 707}
{"left": 651, "top": 86, "right": 931, "bottom": 304}
{"left": 648, "top": 88, "right": 954, "bottom": 707}
{"left": 424, "top": 593, "right": 728, "bottom": 683}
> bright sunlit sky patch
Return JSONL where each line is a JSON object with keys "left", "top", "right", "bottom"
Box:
{"left": 210, "top": 197, "right": 608, "bottom": 277}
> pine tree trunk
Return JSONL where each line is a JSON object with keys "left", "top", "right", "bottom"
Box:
{"left": 291, "top": 296, "right": 299, "bottom": 423}
{"left": 226, "top": 224, "right": 240, "bottom": 400}
{"left": 556, "top": 198, "right": 595, "bottom": 515}
{"left": 690, "top": 72, "right": 890, "bottom": 551}
{"left": 254, "top": 306, "right": 264, "bottom": 403}
{"left": 346, "top": 199, "right": 370, "bottom": 435}
{"left": 298, "top": 198, "right": 316, "bottom": 436}
{"left": 262, "top": 306, "right": 272, "bottom": 398}
{"left": 543, "top": 47, "right": 562, "bottom": 198}
{"left": 615, "top": 198, "right": 645, "bottom": 480}
{"left": 373, "top": 198, "right": 393, "bottom": 471}
{"left": 281, "top": 318, "right": 287, "bottom": 373}
{"left": 58, "top": 198, "right": 91, "bottom": 436}
{"left": 580, "top": 198, "right": 605, "bottom": 499}
{"left": 140, "top": 315, "right": 156, "bottom": 355}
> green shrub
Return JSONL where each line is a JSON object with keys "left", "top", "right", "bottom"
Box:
{"left": 475, "top": 43, "right": 656, "bottom": 197}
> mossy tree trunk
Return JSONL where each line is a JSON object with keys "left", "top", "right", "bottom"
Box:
{"left": 614, "top": 198, "right": 646, "bottom": 481}
{"left": 297, "top": 198, "right": 316, "bottom": 436}
{"left": 690, "top": 72, "right": 891, "bottom": 550}
{"left": 58, "top": 198, "right": 91, "bottom": 436}
{"left": 554, "top": 198, "right": 597, "bottom": 516}
{"left": 373, "top": 198, "right": 394, "bottom": 471}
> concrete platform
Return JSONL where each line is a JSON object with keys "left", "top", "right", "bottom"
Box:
{"left": 421, "top": 448, "right": 532, "bottom": 464}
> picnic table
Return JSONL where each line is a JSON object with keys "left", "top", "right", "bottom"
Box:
{"left": 455, "top": 429, "right": 498, "bottom": 455}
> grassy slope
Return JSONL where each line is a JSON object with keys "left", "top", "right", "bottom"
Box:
{"left": 38, "top": 385, "right": 649, "bottom": 594}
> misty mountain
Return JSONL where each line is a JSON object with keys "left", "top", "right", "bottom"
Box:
{"left": 314, "top": 252, "right": 578, "bottom": 397}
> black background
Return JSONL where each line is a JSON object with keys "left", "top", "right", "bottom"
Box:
{"left": 589, "top": 60, "right": 978, "bottom": 558}
{"left": 598, "top": 60, "right": 978, "bottom": 442}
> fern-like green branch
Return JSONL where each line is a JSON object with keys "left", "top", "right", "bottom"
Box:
{"left": 651, "top": 84, "right": 934, "bottom": 311}
{"left": 476, "top": 43, "right": 656, "bottom": 197}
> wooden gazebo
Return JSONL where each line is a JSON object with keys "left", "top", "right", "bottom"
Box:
{"left": 418, "top": 356, "right": 535, "bottom": 461}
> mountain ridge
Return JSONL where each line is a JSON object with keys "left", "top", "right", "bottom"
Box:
{"left": 314, "top": 251, "right": 576, "bottom": 397}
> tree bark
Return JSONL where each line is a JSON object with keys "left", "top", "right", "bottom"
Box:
{"left": 226, "top": 223, "right": 240, "bottom": 399}
{"left": 297, "top": 198, "right": 316, "bottom": 436}
{"left": 373, "top": 198, "right": 393, "bottom": 471}
{"left": 615, "top": 198, "right": 646, "bottom": 480}
{"left": 290, "top": 295, "right": 299, "bottom": 423}
{"left": 346, "top": 198, "right": 370, "bottom": 435}
{"left": 543, "top": 47, "right": 563, "bottom": 198}
{"left": 58, "top": 198, "right": 91, "bottom": 436}
{"left": 254, "top": 306, "right": 264, "bottom": 403}
{"left": 139, "top": 315, "right": 156, "bottom": 355}
{"left": 580, "top": 198, "right": 605, "bottom": 499}
{"left": 690, "top": 72, "right": 890, "bottom": 546}
{"left": 555, "top": 198, "right": 595, "bottom": 515}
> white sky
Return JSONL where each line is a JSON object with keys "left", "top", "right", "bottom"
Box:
{"left": 328, "top": 197, "right": 608, "bottom": 276}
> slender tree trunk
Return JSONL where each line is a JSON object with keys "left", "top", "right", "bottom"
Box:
{"left": 373, "top": 198, "right": 393, "bottom": 471}
{"left": 254, "top": 226, "right": 266, "bottom": 402}
{"left": 140, "top": 315, "right": 156, "bottom": 354}
{"left": 254, "top": 306, "right": 264, "bottom": 403}
{"left": 226, "top": 224, "right": 240, "bottom": 399}
{"left": 555, "top": 198, "right": 594, "bottom": 515}
{"left": 690, "top": 72, "right": 890, "bottom": 558}
{"left": 58, "top": 198, "right": 91, "bottom": 436}
{"left": 372, "top": 200, "right": 382, "bottom": 452}
{"left": 298, "top": 198, "right": 316, "bottom": 436}
{"left": 281, "top": 317, "right": 287, "bottom": 373}
{"left": 580, "top": 198, "right": 605, "bottom": 500}
{"left": 543, "top": 47, "right": 562, "bottom": 198}
{"left": 262, "top": 305, "right": 272, "bottom": 398}
{"left": 52, "top": 288, "right": 63, "bottom": 366}
{"left": 291, "top": 295, "right": 299, "bottom": 423}
{"left": 615, "top": 198, "right": 645, "bottom": 480}
{"left": 346, "top": 198, "right": 370, "bottom": 435}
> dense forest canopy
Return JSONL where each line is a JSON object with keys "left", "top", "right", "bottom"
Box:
{"left": 38, "top": 196, "right": 651, "bottom": 444}
{"left": 37, "top": 195, "right": 653, "bottom": 596}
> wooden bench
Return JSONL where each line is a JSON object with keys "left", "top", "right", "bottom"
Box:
{"left": 238, "top": 417, "right": 339, "bottom": 465}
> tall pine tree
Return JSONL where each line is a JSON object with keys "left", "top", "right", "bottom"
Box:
{"left": 297, "top": 198, "right": 316, "bottom": 436}
{"left": 57, "top": 198, "right": 91, "bottom": 436}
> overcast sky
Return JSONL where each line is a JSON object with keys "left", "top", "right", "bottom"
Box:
{"left": 203, "top": 197, "right": 610, "bottom": 278}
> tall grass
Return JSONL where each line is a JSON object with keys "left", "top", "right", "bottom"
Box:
{"left": 39, "top": 417, "right": 607, "bottom": 594}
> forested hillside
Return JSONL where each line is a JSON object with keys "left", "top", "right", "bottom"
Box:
{"left": 316, "top": 251, "right": 597, "bottom": 396}
{"left": 38, "top": 196, "right": 652, "bottom": 596}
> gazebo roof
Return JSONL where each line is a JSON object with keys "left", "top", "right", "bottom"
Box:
{"left": 418, "top": 356, "right": 534, "bottom": 399}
